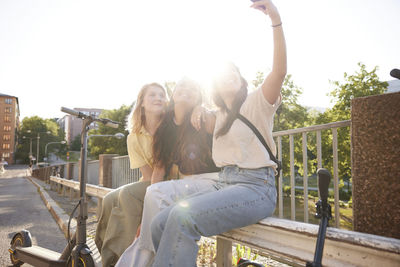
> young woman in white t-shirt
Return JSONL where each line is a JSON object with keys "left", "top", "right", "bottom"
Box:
{"left": 149, "top": 0, "right": 287, "bottom": 265}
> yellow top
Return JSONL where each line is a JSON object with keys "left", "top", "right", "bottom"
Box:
{"left": 127, "top": 126, "right": 179, "bottom": 180}
{"left": 127, "top": 127, "right": 153, "bottom": 169}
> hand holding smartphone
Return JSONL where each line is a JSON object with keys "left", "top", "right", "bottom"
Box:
{"left": 250, "top": 0, "right": 266, "bottom": 10}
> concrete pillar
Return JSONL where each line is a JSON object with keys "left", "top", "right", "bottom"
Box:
{"left": 98, "top": 154, "right": 118, "bottom": 188}
{"left": 351, "top": 92, "right": 400, "bottom": 239}
{"left": 66, "top": 162, "right": 74, "bottom": 180}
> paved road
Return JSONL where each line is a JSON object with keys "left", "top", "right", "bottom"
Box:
{"left": 0, "top": 165, "right": 67, "bottom": 266}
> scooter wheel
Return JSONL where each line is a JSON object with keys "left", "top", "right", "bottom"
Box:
{"left": 69, "top": 253, "right": 95, "bottom": 267}
{"left": 9, "top": 232, "right": 31, "bottom": 266}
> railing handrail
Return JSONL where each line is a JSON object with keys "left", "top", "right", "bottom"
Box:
{"left": 111, "top": 155, "right": 129, "bottom": 160}
{"left": 273, "top": 119, "right": 351, "bottom": 228}
{"left": 273, "top": 120, "right": 351, "bottom": 137}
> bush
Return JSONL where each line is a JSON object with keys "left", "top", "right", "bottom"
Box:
{"left": 339, "top": 189, "right": 352, "bottom": 201}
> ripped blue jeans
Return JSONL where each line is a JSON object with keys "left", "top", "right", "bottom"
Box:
{"left": 150, "top": 166, "right": 277, "bottom": 267}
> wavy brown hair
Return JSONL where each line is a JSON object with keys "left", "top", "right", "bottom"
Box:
{"left": 212, "top": 63, "right": 248, "bottom": 138}
{"left": 152, "top": 77, "right": 202, "bottom": 176}
{"left": 126, "top": 83, "right": 166, "bottom": 134}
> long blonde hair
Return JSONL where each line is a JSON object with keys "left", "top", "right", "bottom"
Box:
{"left": 126, "top": 83, "right": 166, "bottom": 134}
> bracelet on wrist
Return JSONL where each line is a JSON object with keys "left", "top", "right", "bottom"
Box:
{"left": 271, "top": 22, "right": 282, "bottom": 28}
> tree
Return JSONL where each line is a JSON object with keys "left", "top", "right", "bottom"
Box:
{"left": 16, "top": 116, "right": 65, "bottom": 163}
{"left": 315, "top": 63, "right": 388, "bottom": 194}
{"left": 70, "top": 135, "right": 81, "bottom": 151}
{"left": 88, "top": 105, "right": 132, "bottom": 159}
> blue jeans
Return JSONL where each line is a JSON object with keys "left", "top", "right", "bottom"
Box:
{"left": 150, "top": 166, "right": 277, "bottom": 267}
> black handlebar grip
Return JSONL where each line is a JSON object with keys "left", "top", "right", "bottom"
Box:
{"left": 104, "top": 121, "right": 119, "bottom": 129}
{"left": 61, "top": 107, "right": 80, "bottom": 116}
{"left": 317, "top": 168, "right": 331, "bottom": 202}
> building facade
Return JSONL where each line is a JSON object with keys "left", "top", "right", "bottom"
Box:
{"left": 0, "top": 94, "right": 20, "bottom": 164}
{"left": 58, "top": 108, "right": 103, "bottom": 144}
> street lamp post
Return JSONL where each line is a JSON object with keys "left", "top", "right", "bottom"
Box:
{"left": 35, "top": 131, "right": 51, "bottom": 167}
{"left": 44, "top": 141, "right": 66, "bottom": 164}
{"left": 22, "top": 136, "right": 33, "bottom": 166}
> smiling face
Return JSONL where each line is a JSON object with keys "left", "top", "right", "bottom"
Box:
{"left": 172, "top": 78, "right": 202, "bottom": 111}
{"left": 213, "top": 63, "right": 243, "bottom": 96}
{"left": 142, "top": 85, "right": 167, "bottom": 115}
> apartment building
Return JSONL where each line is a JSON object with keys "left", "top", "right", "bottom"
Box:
{"left": 0, "top": 94, "right": 20, "bottom": 164}
{"left": 58, "top": 108, "right": 103, "bottom": 144}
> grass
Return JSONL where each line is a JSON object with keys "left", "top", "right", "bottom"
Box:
{"left": 275, "top": 195, "right": 353, "bottom": 230}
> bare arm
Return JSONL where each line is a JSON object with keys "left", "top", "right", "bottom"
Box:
{"left": 252, "top": 0, "right": 287, "bottom": 105}
{"left": 191, "top": 105, "right": 216, "bottom": 134}
{"left": 150, "top": 165, "right": 166, "bottom": 184}
{"left": 139, "top": 164, "right": 153, "bottom": 182}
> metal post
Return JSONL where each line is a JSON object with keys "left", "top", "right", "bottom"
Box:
{"left": 29, "top": 138, "right": 33, "bottom": 166}
{"left": 36, "top": 133, "right": 40, "bottom": 167}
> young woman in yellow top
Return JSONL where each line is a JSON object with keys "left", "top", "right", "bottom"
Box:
{"left": 94, "top": 82, "right": 174, "bottom": 267}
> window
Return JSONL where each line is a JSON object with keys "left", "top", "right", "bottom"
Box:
{"left": 2, "top": 144, "right": 10, "bottom": 149}
{"left": 4, "top": 125, "right": 11, "bottom": 131}
{"left": 2, "top": 152, "right": 10, "bottom": 158}
{"left": 3, "top": 135, "right": 11, "bottom": 141}
{"left": 5, "top": 107, "right": 12, "bottom": 113}
{"left": 4, "top": 116, "right": 11, "bottom": 122}
{"left": 5, "top": 98, "right": 12, "bottom": 104}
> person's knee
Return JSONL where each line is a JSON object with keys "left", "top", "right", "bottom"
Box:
{"left": 169, "top": 203, "right": 194, "bottom": 227}
{"left": 144, "top": 185, "right": 164, "bottom": 205}
{"left": 102, "top": 190, "right": 119, "bottom": 210}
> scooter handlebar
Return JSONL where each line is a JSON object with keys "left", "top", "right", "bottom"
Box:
{"left": 317, "top": 168, "right": 331, "bottom": 202}
{"left": 102, "top": 119, "right": 119, "bottom": 129}
{"left": 61, "top": 107, "right": 81, "bottom": 117}
{"left": 61, "top": 107, "right": 120, "bottom": 128}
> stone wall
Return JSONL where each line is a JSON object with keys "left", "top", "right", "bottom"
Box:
{"left": 351, "top": 92, "right": 400, "bottom": 239}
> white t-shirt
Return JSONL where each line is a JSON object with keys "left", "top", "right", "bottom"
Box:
{"left": 212, "top": 87, "right": 281, "bottom": 169}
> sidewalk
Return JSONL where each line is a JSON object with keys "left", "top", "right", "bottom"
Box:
{"left": 28, "top": 177, "right": 101, "bottom": 267}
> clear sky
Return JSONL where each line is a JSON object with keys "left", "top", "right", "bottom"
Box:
{"left": 1, "top": 0, "right": 399, "bottom": 119}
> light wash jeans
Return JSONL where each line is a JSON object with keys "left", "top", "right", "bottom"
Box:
{"left": 115, "top": 173, "right": 219, "bottom": 267}
{"left": 151, "top": 166, "right": 276, "bottom": 267}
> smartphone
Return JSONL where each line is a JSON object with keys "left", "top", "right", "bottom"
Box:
{"left": 250, "top": 0, "right": 266, "bottom": 9}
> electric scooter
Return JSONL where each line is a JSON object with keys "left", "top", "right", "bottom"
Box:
{"left": 9, "top": 107, "right": 119, "bottom": 267}
{"left": 236, "top": 168, "right": 332, "bottom": 267}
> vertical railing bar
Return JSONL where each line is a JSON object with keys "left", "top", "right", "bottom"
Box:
{"left": 316, "top": 130, "right": 322, "bottom": 169}
{"left": 289, "top": 134, "right": 295, "bottom": 221}
{"left": 332, "top": 128, "right": 340, "bottom": 228}
{"left": 278, "top": 136, "right": 283, "bottom": 218}
{"left": 302, "top": 132, "right": 309, "bottom": 223}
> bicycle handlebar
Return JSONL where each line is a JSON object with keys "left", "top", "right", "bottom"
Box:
{"left": 61, "top": 107, "right": 120, "bottom": 128}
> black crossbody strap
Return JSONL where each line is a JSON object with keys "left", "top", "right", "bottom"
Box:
{"left": 237, "top": 114, "right": 282, "bottom": 177}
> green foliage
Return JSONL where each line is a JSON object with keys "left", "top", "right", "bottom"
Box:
{"left": 232, "top": 244, "right": 259, "bottom": 265}
{"left": 272, "top": 75, "right": 315, "bottom": 178}
{"left": 313, "top": 63, "right": 388, "bottom": 184}
{"left": 16, "top": 116, "right": 65, "bottom": 163}
{"left": 87, "top": 105, "right": 132, "bottom": 159}
{"left": 70, "top": 135, "right": 81, "bottom": 152}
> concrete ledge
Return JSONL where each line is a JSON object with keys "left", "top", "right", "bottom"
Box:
{"left": 219, "top": 217, "right": 400, "bottom": 267}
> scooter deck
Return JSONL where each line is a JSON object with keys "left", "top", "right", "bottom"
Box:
{"left": 13, "top": 245, "right": 66, "bottom": 267}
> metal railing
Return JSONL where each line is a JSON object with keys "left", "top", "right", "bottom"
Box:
{"left": 44, "top": 120, "right": 351, "bottom": 228}
{"left": 111, "top": 155, "right": 142, "bottom": 188}
{"left": 273, "top": 120, "right": 351, "bottom": 228}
